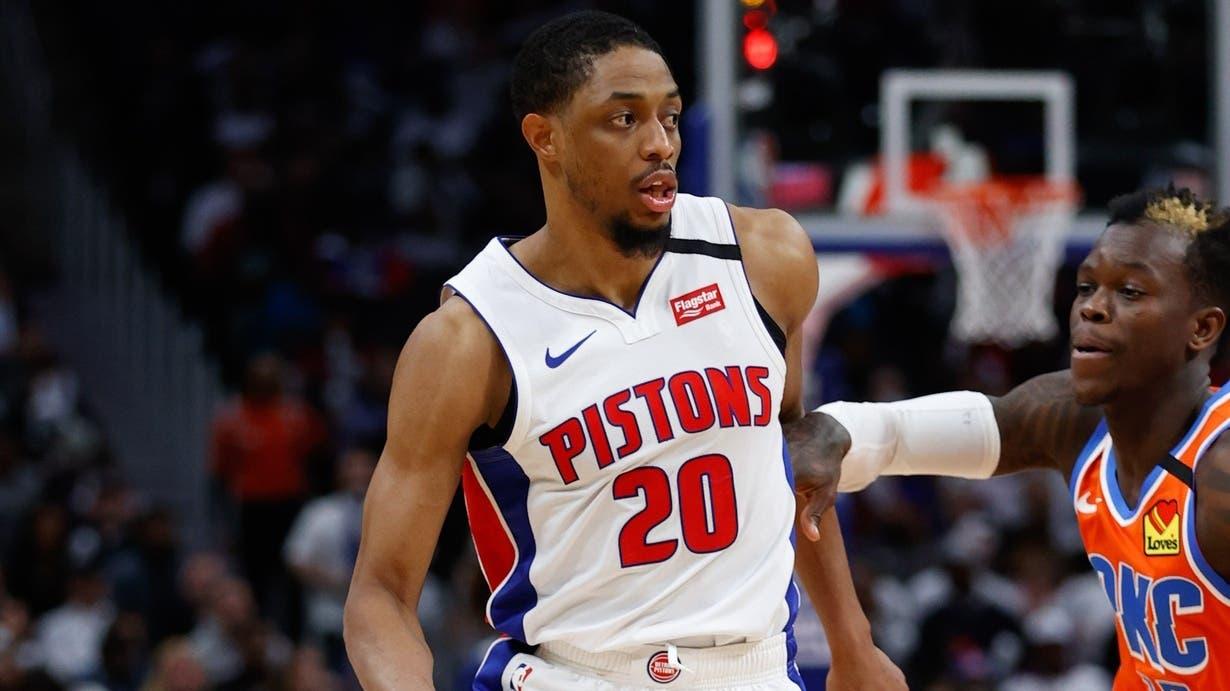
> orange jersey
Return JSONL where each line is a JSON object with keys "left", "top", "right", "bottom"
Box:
{"left": 1070, "top": 387, "right": 1230, "bottom": 690}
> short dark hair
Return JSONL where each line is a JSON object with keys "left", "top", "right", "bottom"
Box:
{"left": 1107, "top": 186, "right": 1230, "bottom": 310}
{"left": 510, "top": 11, "right": 667, "bottom": 121}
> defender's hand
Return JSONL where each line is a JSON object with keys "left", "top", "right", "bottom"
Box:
{"left": 784, "top": 412, "right": 851, "bottom": 542}
{"left": 826, "top": 645, "right": 907, "bottom": 691}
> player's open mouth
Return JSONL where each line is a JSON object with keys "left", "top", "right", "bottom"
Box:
{"left": 637, "top": 171, "right": 677, "bottom": 214}
{"left": 1071, "top": 338, "right": 1114, "bottom": 360}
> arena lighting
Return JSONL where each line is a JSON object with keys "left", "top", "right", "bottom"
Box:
{"left": 742, "top": 10, "right": 769, "bottom": 30}
{"left": 743, "top": 28, "right": 778, "bottom": 70}
{"left": 740, "top": 0, "right": 766, "bottom": 7}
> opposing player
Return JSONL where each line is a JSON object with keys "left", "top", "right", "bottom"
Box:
{"left": 786, "top": 187, "right": 1230, "bottom": 690}
{"left": 343, "top": 11, "right": 904, "bottom": 691}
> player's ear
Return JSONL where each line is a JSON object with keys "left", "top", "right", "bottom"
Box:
{"left": 1190, "top": 306, "right": 1226, "bottom": 353}
{"left": 521, "top": 113, "right": 560, "bottom": 161}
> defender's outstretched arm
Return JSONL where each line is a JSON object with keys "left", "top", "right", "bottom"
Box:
{"left": 787, "top": 371, "right": 1102, "bottom": 492}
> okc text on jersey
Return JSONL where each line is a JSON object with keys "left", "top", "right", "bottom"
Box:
{"left": 1089, "top": 554, "right": 1207, "bottom": 677}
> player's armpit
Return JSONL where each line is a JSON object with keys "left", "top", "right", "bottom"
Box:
{"left": 344, "top": 298, "right": 507, "bottom": 691}
{"left": 990, "top": 370, "right": 1101, "bottom": 477}
{"left": 1194, "top": 435, "right": 1230, "bottom": 581}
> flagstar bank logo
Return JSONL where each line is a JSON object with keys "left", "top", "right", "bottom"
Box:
{"left": 1143, "top": 499, "right": 1180, "bottom": 557}
{"left": 670, "top": 284, "right": 725, "bottom": 326}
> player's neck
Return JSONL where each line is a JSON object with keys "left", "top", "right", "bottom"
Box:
{"left": 1102, "top": 366, "right": 1209, "bottom": 492}
{"left": 514, "top": 208, "right": 663, "bottom": 312}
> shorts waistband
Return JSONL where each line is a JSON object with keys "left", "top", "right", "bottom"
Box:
{"left": 537, "top": 633, "right": 791, "bottom": 688}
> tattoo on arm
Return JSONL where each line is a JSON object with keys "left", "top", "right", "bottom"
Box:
{"left": 1196, "top": 441, "right": 1230, "bottom": 580}
{"left": 991, "top": 370, "right": 1100, "bottom": 476}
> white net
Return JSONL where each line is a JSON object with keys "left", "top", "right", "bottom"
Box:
{"left": 930, "top": 181, "right": 1079, "bottom": 347}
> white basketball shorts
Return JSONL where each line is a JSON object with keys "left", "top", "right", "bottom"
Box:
{"left": 473, "top": 633, "right": 806, "bottom": 690}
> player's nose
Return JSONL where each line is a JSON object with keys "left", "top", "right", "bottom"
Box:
{"left": 1078, "top": 290, "right": 1111, "bottom": 323}
{"left": 640, "top": 120, "right": 675, "bottom": 161}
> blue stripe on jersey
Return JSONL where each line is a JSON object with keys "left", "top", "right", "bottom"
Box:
{"left": 472, "top": 637, "right": 532, "bottom": 691}
{"left": 1102, "top": 446, "right": 1165, "bottom": 519}
{"left": 1069, "top": 418, "right": 1108, "bottom": 502}
{"left": 471, "top": 446, "right": 539, "bottom": 642}
{"left": 1173, "top": 385, "right": 1230, "bottom": 455}
{"left": 780, "top": 436, "right": 806, "bottom": 689}
{"left": 1099, "top": 388, "right": 1230, "bottom": 520}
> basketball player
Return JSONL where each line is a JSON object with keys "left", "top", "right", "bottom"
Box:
{"left": 343, "top": 11, "right": 904, "bottom": 691}
{"left": 786, "top": 186, "right": 1230, "bottom": 690}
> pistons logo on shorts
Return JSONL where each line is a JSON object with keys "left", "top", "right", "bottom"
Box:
{"left": 509, "top": 662, "right": 533, "bottom": 690}
{"left": 646, "top": 651, "right": 681, "bottom": 684}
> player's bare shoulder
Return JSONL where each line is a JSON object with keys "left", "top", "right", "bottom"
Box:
{"left": 388, "top": 295, "right": 511, "bottom": 445}
{"left": 991, "top": 370, "right": 1102, "bottom": 476}
{"left": 1195, "top": 432, "right": 1230, "bottom": 579}
{"left": 726, "top": 204, "right": 817, "bottom": 331}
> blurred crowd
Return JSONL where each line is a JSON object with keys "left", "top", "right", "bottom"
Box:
{"left": 4, "top": 1, "right": 1227, "bottom": 690}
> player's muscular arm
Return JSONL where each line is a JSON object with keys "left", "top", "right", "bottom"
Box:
{"left": 734, "top": 204, "right": 905, "bottom": 690}
{"left": 730, "top": 205, "right": 836, "bottom": 521}
{"left": 990, "top": 370, "right": 1102, "bottom": 477}
{"left": 344, "top": 297, "right": 508, "bottom": 691}
{"left": 785, "top": 370, "right": 1102, "bottom": 492}
{"left": 1194, "top": 436, "right": 1230, "bottom": 581}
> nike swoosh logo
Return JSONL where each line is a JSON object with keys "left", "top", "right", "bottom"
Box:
{"left": 1076, "top": 491, "right": 1099, "bottom": 515}
{"left": 545, "top": 330, "right": 597, "bottom": 369}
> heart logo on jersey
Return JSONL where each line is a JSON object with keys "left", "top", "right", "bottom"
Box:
{"left": 1144, "top": 499, "right": 1181, "bottom": 556}
{"left": 1150, "top": 499, "right": 1179, "bottom": 530}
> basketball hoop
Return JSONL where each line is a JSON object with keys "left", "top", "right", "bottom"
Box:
{"left": 924, "top": 177, "right": 1081, "bottom": 347}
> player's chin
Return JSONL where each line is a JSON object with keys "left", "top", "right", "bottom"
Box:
{"left": 629, "top": 204, "right": 672, "bottom": 226}
{"left": 1070, "top": 374, "right": 1114, "bottom": 407}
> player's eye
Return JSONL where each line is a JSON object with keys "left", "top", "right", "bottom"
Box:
{"left": 612, "top": 113, "right": 635, "bottom": 127}
{"left": 1119, "top": 286, "right": 1144, "bottom": 300}
{"left": 663, "top": 113, "right": 680, "bottom": 129}
{"left": 1075, "top": 282, "right": 1096, "bottom": 296}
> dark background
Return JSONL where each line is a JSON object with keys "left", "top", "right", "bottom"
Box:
{"left": 0, "top": 1, "right": 1224, "bottom": 689}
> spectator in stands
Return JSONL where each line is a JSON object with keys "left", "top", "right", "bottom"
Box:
{"left": 906, "top": 515, "right": 1024, "bottom": 688}
{"left": 187, "top": 575, "right": 290, "bottom": 687}
{"left": 0, "top": 274, "right": 17, "bottom": 357}
{"left": 0, "top": 433, "right": 39, "bottom": 555}
{"left": 1001, "top": 605, "right": 1111, "bottom": 691}
{"left": 334, "top": 349, "right": 395, "bottom": 450}
{"left": 0, "top": 592, "right": 35, "bottom": 683}
{"left": 141, "top": 638, "right": 208, "bottom": 691}
{"left": 282, "top": 645, "right": 340, "bottom": 691}
{"left": 5, "top": 503, "right": 71, "bottom": 617}
{"left": 99, "top": 611, "right": 150, "bottom": 691}
{"left": 211, "top": 353, "right": 325, "bottom": 618}
{"left": 105, "top": 507, "right": 191, "bottom": 645}
{"left": 34, "top": 561, "right": 116, "bottom": 683}
{"left": 283, "top": 446, "right": 373, "bottom": 672}
{"left": 174, "top": 552, "right": 227, "bottom": 637}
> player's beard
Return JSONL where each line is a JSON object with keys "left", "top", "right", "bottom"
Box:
{"left": 608, "top": 213, "right": 671, "bottom": 259}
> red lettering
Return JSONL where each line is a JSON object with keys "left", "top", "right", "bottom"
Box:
{"left": 705, "top": 366, "right": 751, "bottom": 427}
{"left": 582, "top": 404, "right": 614, "bottom": 469}
{"left": 669, "top": 371, "right": 715, "bottom": 433}
{"left": 538, "top": 417, "right": 587, "bottom": 484}
{"left": 678, "top": 454, "right": 738, "bottom": 553}
{"left": 746, "top": 366, "right": 773, "bottom": 426}
{"left": 603, "top": 389, "right": 643, "bottom": 458}
{"left": 613, "top": 466, "right": 677, "bottom": 567}
{"left": 632, "top": 378, "right": 675, "bottom": 443}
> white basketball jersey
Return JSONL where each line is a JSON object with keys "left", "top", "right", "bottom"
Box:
{"left": 446, "top": 193, "right": 800, "bottom": 654}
